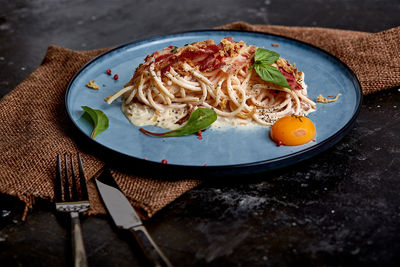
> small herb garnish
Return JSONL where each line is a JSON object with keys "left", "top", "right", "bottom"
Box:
{"left": 250, "top": 48, "right": 291, "bottom": 89}
{"left": 139, "top": 108, "right": 217, "bottom": 137}
{"left": 291, "top": 114, "right": 303, "bottom": 122}
{"left": 81, "top": 106, "right": 109, "bottom": 139}
{"left": 171, "top": 46, "right": 178, "bottom": 54}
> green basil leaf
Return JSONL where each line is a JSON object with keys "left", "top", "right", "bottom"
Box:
{"left": 140, "top": 108, "right": 217, "bottom": 137}
{"left": 250, "top": 48, "right": 291, "bottom": 89}
{"left": 254, "top": 64, "right": 291, "bottom": 89}
{"left": 254, "top": 48, "right": 280, "bottom": 65}
{"left": 81, "top": 106, "right": 109, "bottom": 139}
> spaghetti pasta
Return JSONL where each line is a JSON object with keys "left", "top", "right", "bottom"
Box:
{"left": 105, "top": 37, "right": 316, "bottom": 129}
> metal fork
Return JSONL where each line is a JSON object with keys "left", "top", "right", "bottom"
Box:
{"left": 55, "top": 153, "right": 90, "bottom": 267}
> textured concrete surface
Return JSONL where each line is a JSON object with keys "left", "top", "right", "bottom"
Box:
{"left": 1, "top": 0, "right": 400, "bottom": 266}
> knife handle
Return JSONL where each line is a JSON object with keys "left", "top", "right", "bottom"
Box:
{"left": 129, "top": 225, "right": 173, "bottom": 267}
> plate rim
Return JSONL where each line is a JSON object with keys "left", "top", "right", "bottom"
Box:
{"left": 65, "top": 29, "right": 363, "bottom": 174}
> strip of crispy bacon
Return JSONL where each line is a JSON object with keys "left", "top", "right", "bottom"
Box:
{"left": 278, "top": 67, "right": 303, "bottom": 90}
{"left": 128, "top": 37, "right": 302, "bottom": 90}
{"left": 145, "top": 38, "right": 254, "bottom": 77}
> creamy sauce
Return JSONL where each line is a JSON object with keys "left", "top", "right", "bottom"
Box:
{"left": 122, "top": 103, "right": 261, "bottom": 130}
{"left": 122, "top": 103, "right": 186, "bottom": 130}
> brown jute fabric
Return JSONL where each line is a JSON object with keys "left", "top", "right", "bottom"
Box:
{"left": 0, "top": 46, "right": 201, "bottom": 220}
{"left": 0, "top": 22, "right": 399, "bottom": 220}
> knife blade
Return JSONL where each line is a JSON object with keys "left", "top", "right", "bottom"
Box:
{"left": 95, "top": 169, "right": 173, "bottom": 267}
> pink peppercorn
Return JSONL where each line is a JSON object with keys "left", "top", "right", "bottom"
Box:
{"left": 197, "top": 130, "right": 203, "bottom": 140}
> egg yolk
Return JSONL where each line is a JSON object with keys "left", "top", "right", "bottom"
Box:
{"left": 270, "top": 115, "right": 316, "bottom": 146}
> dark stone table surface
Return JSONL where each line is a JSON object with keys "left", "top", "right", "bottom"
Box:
{"left": 1, "top": 0, "right": 399, "bottom": 266}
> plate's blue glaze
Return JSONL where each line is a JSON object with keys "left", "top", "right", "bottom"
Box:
{"left": 66, "top": 30, "right": 361, "bottom": 170}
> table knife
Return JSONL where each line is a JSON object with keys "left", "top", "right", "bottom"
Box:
{"left": 95, "top": 169, "right": 173, "bottom": 267}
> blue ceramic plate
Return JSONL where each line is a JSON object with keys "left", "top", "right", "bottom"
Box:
{"left": 66, "top": 30, "right": 362, "bottom": 173}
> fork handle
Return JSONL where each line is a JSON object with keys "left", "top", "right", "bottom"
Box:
{"left": 70, "top": 212, "right": 88, "bottom": 267}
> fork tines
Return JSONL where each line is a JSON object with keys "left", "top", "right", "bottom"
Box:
{"left": 55, "top": 153, "right": 89, "bottom": 212}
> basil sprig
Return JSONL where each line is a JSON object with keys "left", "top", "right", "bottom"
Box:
{"left": 250, "top": 48, "right": 291, "bottom": 89}
{"left": 81, "top": 106, "right": 109, "bottom": 139}
{"left": 140, "top": 108, "right": 217, "bottom": 137}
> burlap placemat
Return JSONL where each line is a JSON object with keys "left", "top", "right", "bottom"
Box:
{"left": 0, "top": 22, "right": 399, "bottom": 220}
